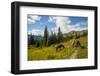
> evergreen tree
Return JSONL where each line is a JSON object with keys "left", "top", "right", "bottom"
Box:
{"left": 57, "top": 27, "right": 63, "bottom": 43}
{"left": 48, "top": 31, "right": 53, "bottom": 45}
{"left": 48, "top": 31, "right": 57, "bottom": 45}
{"left": 53, "top": 32, "right": 57, "bottom": 43}
{"left": 35, "top": 40, "right": 41, "bottom": 47}
{"left": 43, "top": 26, "right": 49, "bottom": 46}
{"left": 28, "top": 34, "right": 34, "bottom": 45}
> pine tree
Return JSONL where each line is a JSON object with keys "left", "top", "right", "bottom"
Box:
{"left": 44, "top": 26, "right": 49, "bottom": 46}
{"left": 57, "top": 27, "right": 63, "bottom": 43}
{"left": 48, "top": 31, "right": 53, "bottom": 45}
{"left": 53, "top": 32, "right": 57, "bottom": 43}
{"left": 48, "top": 31, "right": 57, "bottom": 45}
{"left": 28, "top": 34, "right": 34, "bottom": 45}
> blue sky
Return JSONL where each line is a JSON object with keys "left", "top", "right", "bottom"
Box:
{"left": 27, "top": 15, "right": 88, "bottom": 36}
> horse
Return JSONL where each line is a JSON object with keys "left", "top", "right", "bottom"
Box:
{"left": 72, "top": 40, "right": 81, "bottom": 47}
{"left": 56, "top": 44, "right": 65, "bottom": 51}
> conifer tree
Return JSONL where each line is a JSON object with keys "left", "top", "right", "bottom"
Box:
{"left": 44, "top": 26, "right": 49, "bottom": 46}
{"left": 57, "top": 27, "right": 63, "bottom": 43}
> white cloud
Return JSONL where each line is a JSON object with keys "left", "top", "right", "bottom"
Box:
{"left": 49, "top": 16, "right": 71, "bottom": 33}
{"left": 74, "top": 21, "right": 87, "bottom": 27}
{"left": 28, "top": 18, "right": 35, "bottom": 24}
{"left": 30, "top": 15, "right": 41, "bottom": 21}
{"left": 28, "top": 16, "right": 87, "bottom": 36}
{"left": 48, "top": 17, "right": 53, "bottom": 22}
{"left": 49, "top": 16, "right": 87, "bottom": 34}
{"left": 67, "top": 24, "right": 87, "bottom": 32}
{"left": 67, "top": 21, "right": 87, "bottom": 32}
{"left": 28, "top": 15, "right": 41, "bottom": 25}
{"left": 28, "top": 29, "right": 44, "bottom": 36}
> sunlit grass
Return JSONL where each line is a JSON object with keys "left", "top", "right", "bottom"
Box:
{"left": 28, "top": 36, "right": 88, "bottom": 61}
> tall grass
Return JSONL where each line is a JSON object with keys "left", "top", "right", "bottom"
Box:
{"left": 28, "top": 36, "right": 88, "bottom": 61}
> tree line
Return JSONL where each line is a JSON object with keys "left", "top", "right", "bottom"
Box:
{"left": 28, "top": 26, "right": 64, "bottom": 48}
{"left": 28, "top": 26, "right": 88, "bottom": 48}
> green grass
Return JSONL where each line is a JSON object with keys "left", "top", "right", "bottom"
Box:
{"left": 28, "top": 36, "right": 88, "bottom": 61}
{"left": 77, "top": 36, "right": 88, "bottom": 59}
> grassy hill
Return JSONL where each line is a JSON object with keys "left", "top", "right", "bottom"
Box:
{"left": 28, "top": 35, "right": 88, "bottom": 61}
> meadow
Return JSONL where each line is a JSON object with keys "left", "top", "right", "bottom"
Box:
{"left": 28, "top": 36, "right": 88, "bottom": 61}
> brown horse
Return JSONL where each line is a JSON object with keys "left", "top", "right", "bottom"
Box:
{"left": 56, "top": 44, "right": 65, "bottom": 51}
{"left": 72, "top": 40, "right": 81, "bottom": 47}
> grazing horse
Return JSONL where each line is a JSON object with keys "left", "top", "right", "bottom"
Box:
{"left": 72, "top": 40, "right": 81, "bottom": 47}
{"left": 56, "top": 44, "right": 65, "bottom": 51}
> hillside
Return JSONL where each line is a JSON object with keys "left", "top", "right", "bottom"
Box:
{"left": 28, "top": 35, "right": 88, "bottom": 61}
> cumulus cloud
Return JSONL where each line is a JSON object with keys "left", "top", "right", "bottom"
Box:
{"left": 49, "top": 16, "right": 71, "bottom": 33}
{"left": 68, "top": 24, "right": 87, "bottom": 32}
{"left": 28, "top": 15, "right": 41, "bottom": 25}
{"left": 28, "top": 29, "right": 44, "bottom": 36}
{"left": 28, "top": 18, "right": 35, "bottom": 24}
{"left": 67, "top": 21, "right": 88, "bottom": 32}
{"left": 49, "top": 16, "right": 87, "bottom": 33}
{"left": 48, "top": 17, "right": 53, "bottom": 22}
{"left": 28, "top": 15, "right": 87, "bottom": 36}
